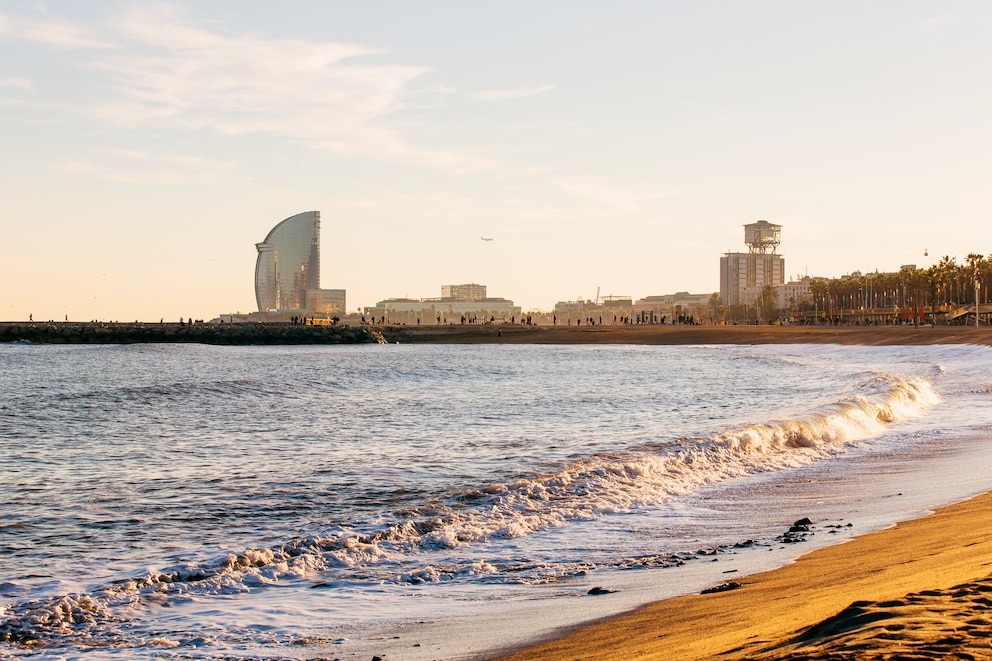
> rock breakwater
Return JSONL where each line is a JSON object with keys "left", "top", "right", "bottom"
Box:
{"left": 0, "top": 322, "right": 383, "bottom": 345}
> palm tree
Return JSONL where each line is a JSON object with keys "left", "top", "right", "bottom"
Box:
{"left": 966, "top": 253, "right": 984, "bottom": 305}
{"left": 760, "top": 284, "right": 778, "bottom": 323}
{"left": 810, "top": 279, "right": 828, "bottom": 322}
{"left": 707, "top": 292, "right": 723, "bottom": 325}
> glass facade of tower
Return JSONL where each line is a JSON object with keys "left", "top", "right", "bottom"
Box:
{"left": 255, "top": 211, "right": 320, "bottom": 313}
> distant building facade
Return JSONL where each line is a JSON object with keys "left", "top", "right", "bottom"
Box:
{"left": 774, "top": 276, "right": 821, "bottom": 311}
{"left": 441, "top": 283, "right": 486, "bottom": 301}
{"left": 636, "top": 291, "right": 718, "bottom": 322}
{"left": 720, "top": 220, "right": 786, "bottom": 307}
{"left": 306, "top": 289, "right": 346, "bottom": 317}
{"left": 364, "top": 284, "right": 520, "bottom": 324}
{"left": 554, "top": 296, "right": 654, "bottom": 324}
{"left": 637, "top": 292, "right": 714, "bottom": 311}
{"left": 254, "top": 211, "right": 345, "bottom": 319}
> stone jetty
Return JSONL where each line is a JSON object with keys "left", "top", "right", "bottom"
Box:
{"left": 4, "top": 321, "right": 992, "bottom": 347}
{"left": 0, "top": 322, "right": 386, "bottom": 345}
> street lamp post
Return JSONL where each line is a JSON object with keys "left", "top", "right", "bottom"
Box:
{"left": 977, "top": 276, "right": 981, "bottom": 329}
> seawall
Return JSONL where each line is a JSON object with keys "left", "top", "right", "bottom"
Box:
{"left": 0, "top": 322, "right": 383, "bottom": 345}
{"left": 3, "top": 322, "right": 991, "bottom": 347}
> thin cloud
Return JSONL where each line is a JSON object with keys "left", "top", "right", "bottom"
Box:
{"left": 470, "top": 85, "right": 556, "bottom": 102}
{"left": 59, "top": 149, "right": 240, "bottom": 186}
{"left": 0, "top": 11, "right": 115, "bottom": 48}
{"left": 5, "top": 5, "right": 513, "bottom": 177}
{"left": 0, "top": 76, "right": 33, "bottom": 92}
{"left": 92, "top": 7, "right": 422, "bottom": 132}
{"left": 555, "top": 177, "right": 679, "bottom": 212}
{"left": 105, "top": 148, "right": 239, "bottom": 170}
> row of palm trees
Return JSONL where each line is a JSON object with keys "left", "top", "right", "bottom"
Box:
{"left": 805, "top": 253, "right": 988, "bottom": 320}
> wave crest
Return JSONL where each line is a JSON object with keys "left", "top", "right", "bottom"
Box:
{"left": 0, "top": 378, "right": 939, "bottom": 648}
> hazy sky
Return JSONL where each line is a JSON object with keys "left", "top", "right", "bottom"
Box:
{"left": 3, "top": 2, "right": 990, "bottom": 321}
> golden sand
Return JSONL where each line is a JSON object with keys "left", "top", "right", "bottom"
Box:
{"left": 490, "top": 492, "right": 992, "bottom": 660}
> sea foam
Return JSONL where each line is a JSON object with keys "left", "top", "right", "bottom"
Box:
{"left": 0, "top": 377, "right": 940, "bottom": 651}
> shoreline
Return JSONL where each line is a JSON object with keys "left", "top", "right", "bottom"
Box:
{"left": 3, "top": 321, "right": 992, "bottom": 347}
{"left": 489, "top": 489, "right": 992, "bottom": 660}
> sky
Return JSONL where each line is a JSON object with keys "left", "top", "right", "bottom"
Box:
{"left": 2, "top": 1, "right": 991, "bottom": 321}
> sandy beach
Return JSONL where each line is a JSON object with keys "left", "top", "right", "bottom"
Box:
{"left": 391, "top": 322, "right": 992, "bottom": 348}
{"left": 477, "top": 326, "right": 992, "bottom": 661}
{"left": 490, "top": 490, "right": 992, "bottom": 661}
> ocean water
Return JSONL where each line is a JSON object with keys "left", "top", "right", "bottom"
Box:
{"left": 2, "top": 341, "right": 992, "bottom": 660}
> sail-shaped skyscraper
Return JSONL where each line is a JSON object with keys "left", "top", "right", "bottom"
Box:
{"left": 255, "top": 211, "right": 345, "bottom": 318}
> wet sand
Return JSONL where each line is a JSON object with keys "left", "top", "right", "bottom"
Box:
{"left": 490, "top": 491, "right": 992, "bottom": 660}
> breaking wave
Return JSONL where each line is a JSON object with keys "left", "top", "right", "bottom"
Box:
{"left": 0, "top": 376, "right": 939, "bottom": 649}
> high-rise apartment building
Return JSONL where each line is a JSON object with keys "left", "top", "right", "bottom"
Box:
{"left": 720, "top": 220, "right": 785, "bottom": 307}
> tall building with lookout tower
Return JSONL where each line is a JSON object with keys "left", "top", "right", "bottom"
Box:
{"left": 720, "top": 220, "right": 785, "bottom": 307}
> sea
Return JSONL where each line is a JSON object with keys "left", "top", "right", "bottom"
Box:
{"left": 2, "top": 341, "right": 992, "bottom": 660}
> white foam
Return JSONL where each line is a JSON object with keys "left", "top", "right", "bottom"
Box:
{"left": 0, "top": 376, "right": 942, "bottom": 652}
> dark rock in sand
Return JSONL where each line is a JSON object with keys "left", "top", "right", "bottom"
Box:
{"left": 587, "top": 586, "right": 618, "bottom": 595}
{"left": 701, "top": 581, "right": 742, "bottom": 594}
{"left": 778, "top": 517, "right": 816, "bottom": 544}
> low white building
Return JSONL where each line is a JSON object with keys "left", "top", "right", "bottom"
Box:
{"left": 363, "top": 298, "right": 521, "bottom": 324}
{"left": 364, "top": 284, "right": 521, "bottom": 324}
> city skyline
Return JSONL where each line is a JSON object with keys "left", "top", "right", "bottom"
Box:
{"left": 2, "top": 2, "right": 991, "bottom": 321}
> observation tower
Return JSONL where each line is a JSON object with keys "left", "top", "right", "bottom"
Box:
{"left": 744, "top": 220, "right": 781, "bottom": 254}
